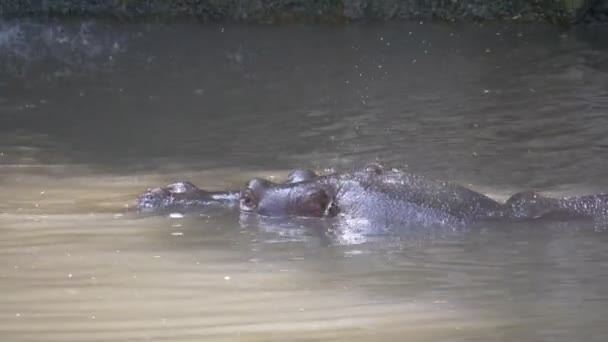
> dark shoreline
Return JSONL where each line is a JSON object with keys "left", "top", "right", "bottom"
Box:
{"left": 0, "top": 0, "right": 605, "bottom": 26}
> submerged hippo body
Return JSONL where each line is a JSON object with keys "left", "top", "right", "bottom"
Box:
{"left": 136, "top": 165, "right": 608, "bottom": 226}
{"left": 238, "top": 168, "right": 502, "bottom": 226}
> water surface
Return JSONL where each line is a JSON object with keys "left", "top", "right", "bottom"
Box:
{"left": 1, "top": 19, "right": 608, "bottom": 341}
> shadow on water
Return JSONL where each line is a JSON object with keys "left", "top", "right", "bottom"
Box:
{"left": 0, "top": 18, "right": 608, "bottom": 342}
{"left": 1, "top": 19, "right": 607, "bottom": 179}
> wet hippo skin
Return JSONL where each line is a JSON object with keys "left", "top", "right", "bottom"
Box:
{"left": 136, "top": 164, "right": 608, "bottom": 226}
{"left": 136, "top": 169, "right": 319, "bottom": 212}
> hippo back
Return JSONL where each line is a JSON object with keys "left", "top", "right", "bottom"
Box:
{"left": 323, "top": 171, "right": 502, "bottom": 227}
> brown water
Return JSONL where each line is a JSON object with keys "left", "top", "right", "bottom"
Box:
{"left": 1, "top": 19, "right": 608, "bottom": 341}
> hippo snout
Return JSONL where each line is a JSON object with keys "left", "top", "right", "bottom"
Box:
{"left": 136, "top": 181, "right": 198, "bottom": 210}
{"left": 135, "top": 181, "right": 241, "bottom": 212}
{"left": 136, "top": 187, "right": 174, "bottom": 210}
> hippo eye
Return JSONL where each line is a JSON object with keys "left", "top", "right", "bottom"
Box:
{"left": 295, "top": 188, "right": 338, "bottom": 218}
{"left": 240, "top": 188, "right": 258, "bottom": 209}
{"left": 364, "top": 163, "right": 384, "bottom": 175}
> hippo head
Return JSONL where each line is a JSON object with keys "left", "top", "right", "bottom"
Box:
{"left": 135, "top": 169, "right": 319, "bottom": 213}
{"left": 239, "top": 178, "right": 338, "bottom": 218}
{"left": 137, "top": 181, "right": 202, "bottom": 210}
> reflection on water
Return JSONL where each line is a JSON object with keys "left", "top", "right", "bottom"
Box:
{"left": 1, "top": 19, "right": 608, "bottom": 341}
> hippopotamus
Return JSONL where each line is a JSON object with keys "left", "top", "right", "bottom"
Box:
{"left": 136, "top": 164, "right": 608, "bottom": 227}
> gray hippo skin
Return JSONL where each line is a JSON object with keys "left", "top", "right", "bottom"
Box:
{"left": 136, "top": 169, "right": 317, "bottom": 212}
{"left": 238, "top": 166, "right": 502, "bottom": 226}
{"left": 136, "top": 164, "right": 608, "bottom": 225}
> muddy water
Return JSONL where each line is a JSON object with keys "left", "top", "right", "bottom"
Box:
{"left": 1, "top": 19, "right": 608, "bottom": 341}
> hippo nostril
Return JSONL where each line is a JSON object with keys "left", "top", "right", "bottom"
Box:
{"left": 136, "top": 187, "right": 176, "bottom": 210}
{"left": 167, "top": 181, "right": 197, "bottom": 194}
{"left": 137, "top": 192, "right": 161, "bottom": 209}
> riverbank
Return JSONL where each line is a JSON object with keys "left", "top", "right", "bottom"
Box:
{"left": 0, "top": 0, "right": 605, "bottom": 25}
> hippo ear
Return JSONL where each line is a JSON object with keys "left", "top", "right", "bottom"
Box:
{"left": 286, "top": 169, "right": 318, "bottom": 183}
{"left": 246, "top": 178, "right": 274, "bottom": 193}
{"left": 297, "top": 188, "right": 338, "bottom": 218}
